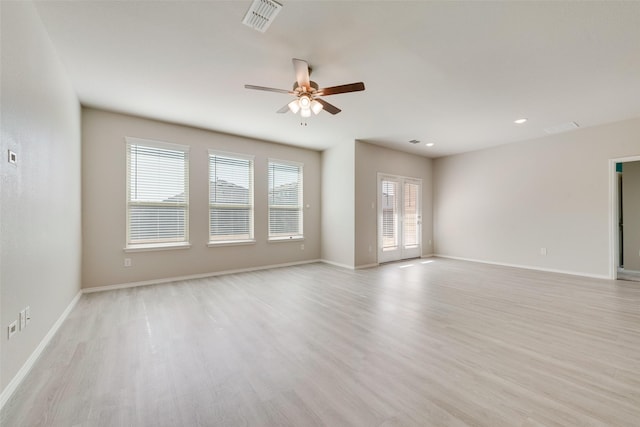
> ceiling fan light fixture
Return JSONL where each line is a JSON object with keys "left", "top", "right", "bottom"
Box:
{"left": 245, "top": 58, "right": 365, "bottom": 117}
{"left": 288, "top": 99, "right": 300, "bottom": 114}
{"left": 311, "top": 100, "right": 323, "bottom": 115}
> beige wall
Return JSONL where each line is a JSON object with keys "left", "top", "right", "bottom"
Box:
{"left": 622, "top": 161, "right": 640, "bottom": 271}
{"left": 354, "top": 141, "right": 434, "bottom": 267}
{"left": 320, "top": 141, "right": 355, "bottom": 268}
{"left": 434, "top": 117, "right": 640, "bottom": 278}
{"left": 1, "top": 1, "right": 82, "bottom": 394}
{"left": 82, "top": 108, "right": 321, "bottom": 288}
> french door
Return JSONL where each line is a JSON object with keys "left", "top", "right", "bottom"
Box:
{"left": 378, "top": 174, "right": 422, "bottom": 263}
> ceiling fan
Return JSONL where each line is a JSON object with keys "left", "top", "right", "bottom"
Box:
{"left": 245, "top": 58, "right": 365, "bottom": 117}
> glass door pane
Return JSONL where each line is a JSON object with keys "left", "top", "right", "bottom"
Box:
{"left": 403, "top": 182, "right": 419, "bottom": 248}
{"left": 381, "top": 179, "right": 399, "bottom": 250}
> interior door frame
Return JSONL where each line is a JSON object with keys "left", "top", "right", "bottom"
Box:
{"left": 609, "top": 155, "right": 640, "bottom": 279}
{"left": 377, "top": 173, "right": 423, "bottom": 263}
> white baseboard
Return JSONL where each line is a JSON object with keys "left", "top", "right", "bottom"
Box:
{"left": 355, "top": 263, "right": 378, "bottom": 270}
{"left": 354, "top": 254, "right": 434, "bottom": 269}
{"left": 435, "top": 254, "right": 610, "bottom": 280}
{"left": 0, "top": 291, "right": 82, "bottom": 411}
{"left": 321, "top": 259, "right": 355, "bottom": 270}
{"left": 82, "top": 259, "right": 323, "bottom": 294}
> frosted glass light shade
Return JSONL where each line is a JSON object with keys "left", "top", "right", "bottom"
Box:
{"left": 311, "top": 100, "right": 323, "bottom": 115}
{"left": 299, "top": 95, "right": 311, "bottom": 109}
{"left": 288, "top": 99, "right": 300, "bottom": 114}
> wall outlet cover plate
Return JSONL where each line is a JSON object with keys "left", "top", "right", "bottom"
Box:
{"left": 8, "top": 150, "right": 17, "bottom": 164}
{"left": 8, "top": 320, "right": 18, "bottom": 339}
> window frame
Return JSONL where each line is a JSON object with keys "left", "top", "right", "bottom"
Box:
{"left": 267, "top": 158, "right": 304, "bottom": 242}
{"left": 125, "top": 137, "right": 190, "bottom": 251}
{"left": 208, "top": 150, "right": 255, "bottom": 246}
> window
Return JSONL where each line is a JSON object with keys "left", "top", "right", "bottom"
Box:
{"left": 126, "top": 138, "right": 189, "bottom": 249}
{"left": 268, "top": 160, "right": 303, "bottom": 240}
{"left": 209, "top": 151, "right": 254, "bottom": 244}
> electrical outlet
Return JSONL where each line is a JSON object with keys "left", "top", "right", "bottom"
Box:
{"left": 19, "top": 310, "right": 26, "bottom": 330}
{"left": 25, "top": 306, "right": 31, "bottom": 325}
{"left": 300, "top": 244, "right": 304, "bottom": 250}
{"left": 540, "top": 248, "right": 547, "bottom": 256}
{"left": 124, "top": 258, "right": 132, "bottom": 267}
{"left": 8, "top": 321, "right": 17, "bottom": 339}
{"left": 368, "top": 245, "right": 372, "bottom": 253}
{"left": 8, "top": 150, "right": 17, "bottom": 165}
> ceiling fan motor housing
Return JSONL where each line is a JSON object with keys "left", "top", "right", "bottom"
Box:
{"left": 294, "top": 80, "right": 319, "bottom": 94}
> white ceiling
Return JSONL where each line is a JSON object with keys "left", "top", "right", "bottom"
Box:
{"left": 34, "top": 1, "right": 640, "bottom": 157}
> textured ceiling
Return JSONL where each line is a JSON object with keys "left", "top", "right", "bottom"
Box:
{"left": 34, "top": 1, "right": 640, "bottom": 157}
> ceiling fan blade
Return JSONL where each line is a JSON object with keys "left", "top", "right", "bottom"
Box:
{"left": 316, "top": 98, "right": 341, "bottom": 115}
{"left": 276, "top": 104, "right": 290, "bottom": 114}
{"left": 318, "top": 82, "right": 365, "bottom": 96}
{"left": 244, "top": 84, "right": 293, "bottom": 94}
{"left": 292, "top": 58, "right": 310, "bottom": 89}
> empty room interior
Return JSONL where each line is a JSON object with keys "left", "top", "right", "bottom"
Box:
{"left": 2, "top": 1, "right": 640, "bottom": 426}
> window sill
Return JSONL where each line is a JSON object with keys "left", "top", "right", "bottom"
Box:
{"left": 207, "top": 240, "right": 256, "bottom": 248}
{"left": 124, "top": 242, "right": 191, "bottom": 252}
{"left": 268, "top": 236, "right": 304, "bottom": 243}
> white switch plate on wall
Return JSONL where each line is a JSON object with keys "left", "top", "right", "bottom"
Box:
{"left": 19, "top": 310, "right": 26, "bottom": 330}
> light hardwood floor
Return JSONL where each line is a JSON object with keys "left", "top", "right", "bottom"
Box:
{"left": 2, "top": 258, "right": 640, "bottom": 426}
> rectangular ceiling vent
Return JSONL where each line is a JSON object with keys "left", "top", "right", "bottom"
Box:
{"left": 408, "top": 139, "right": 420, "bottom": 144}
{"left": 544, "top": 121, "right": 580, "bottom": 135}
{"left": 242, "top": 0, "right": 283, "bottom": 33}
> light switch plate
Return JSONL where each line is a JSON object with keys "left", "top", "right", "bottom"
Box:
{"left": 19, "top": 310, "right": 26, "bottom": 330}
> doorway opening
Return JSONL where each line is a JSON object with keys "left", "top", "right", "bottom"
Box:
{"left": 610, "top": 156, "right": 640, "bottom": 281}
{"left": 377, "top": 174, "right": 422, "bottom": 263}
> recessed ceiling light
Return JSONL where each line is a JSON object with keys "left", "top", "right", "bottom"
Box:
{"left": 514, "top": 118, "right": 528, "bottom": 124}
{"left": 425, "top": 142, "right": 435, "bottom": 147}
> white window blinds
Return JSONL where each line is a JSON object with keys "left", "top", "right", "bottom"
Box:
{"left": 126, "top": 138, "right": 189, "bottom": 247}
{"left": 209, "top": 152, "right": 254, "bottom": 242}
{"left": 268, "top": 160, "right": 303, "bottom": 239}
{"left": 381, "top": 180, "right": 398, "bottom": 250}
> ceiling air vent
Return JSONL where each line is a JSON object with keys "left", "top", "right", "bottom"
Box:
{"left": 242, "top": 0, "right": 283, "bottom": 33}
{"left": 544, "top": 121, "right": 579, "bottom": 135}
{"left": 409, "top": 139, "right": 420, "bottom": 144}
